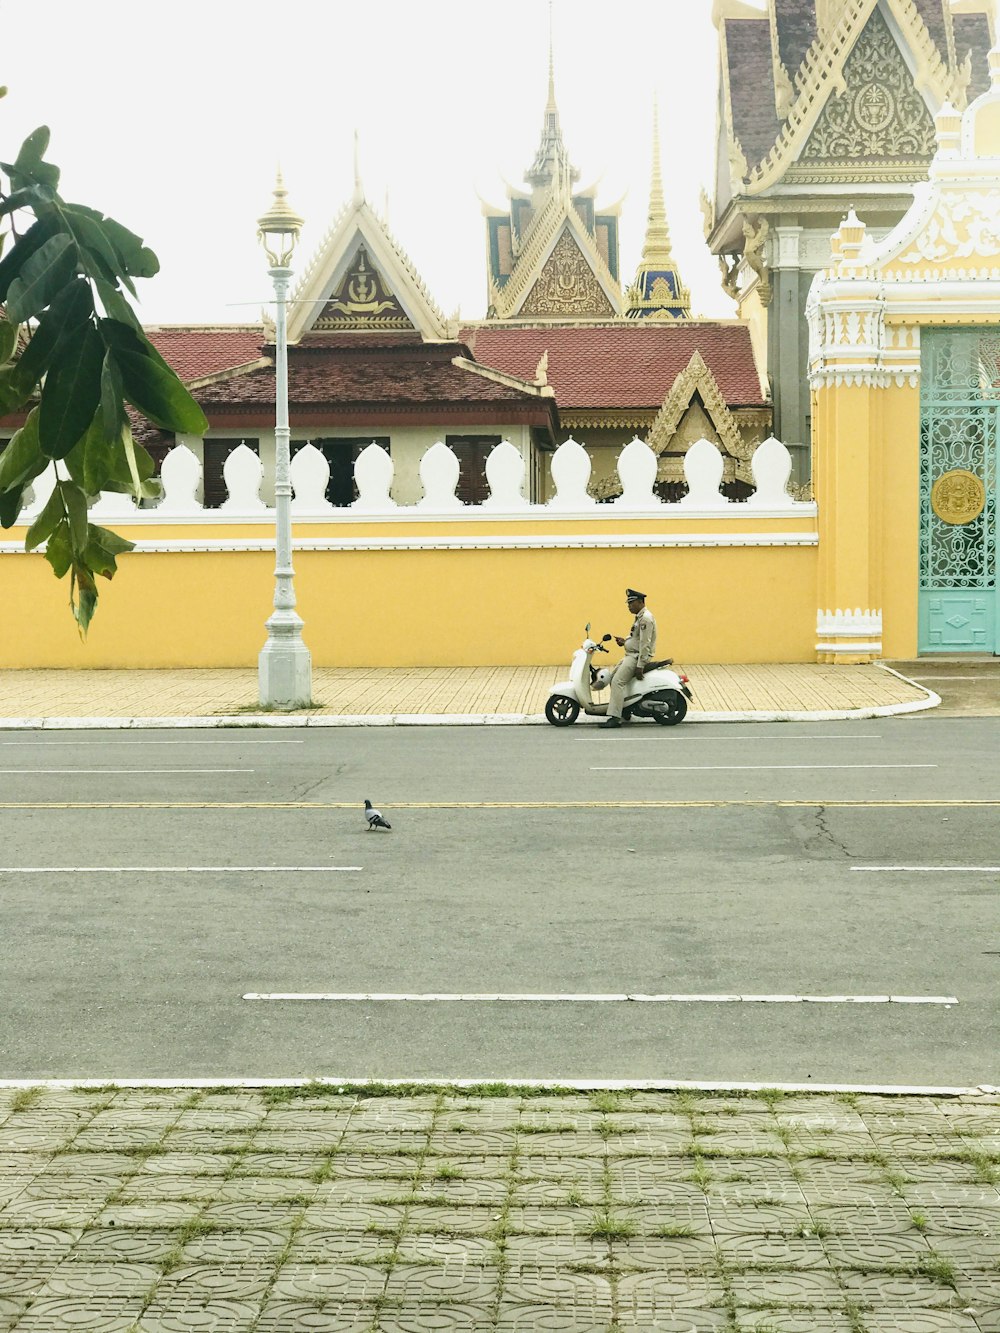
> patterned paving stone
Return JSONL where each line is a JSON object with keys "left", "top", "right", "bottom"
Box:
{"left": 318, "top": 1179, "right": 412, "bottom": 1204}
{"left": 859, "top": 1311, "right": 981, "bottom": 1331}
{"left": 0, "top": 1200, "right": 97, "bottom": 1226}
{"left": 120, "top": 1175, "right": 227, "bottom": 1202}
{"left": 68, "top": 1229, "right": 179, "bottom": 1262}
{"left": 513, "top": 1181, "right": 604, "bottom": 1206}
{"left": 713, "top": 1234, "right": 831, "bottom": 1269}
{"left": 840, "top": 1273, "right": 966, "bottom": 1307}
{"left": 33, "top": 1261, "right": 158, "bottom": 1297}
{"left": 493, "top": 1306, "right": 611, "bottom": 1331}
{"left": 951, "top": 1269, "right": 1000, "bottom": 1299}
{"left": 499, "top": 1271, "right": 612, "bottom": 1309}
{"left": 517, "top": 1158, "right": 607, "bottom": 1184}
{"left": 404, "top": 1207, "right": 497, "bottom": 1236}
{"left": 924, "top": 1234, "right": 1000, "bottom": 1265}
{"left": 409, "top": 1180, "right": 510, "bottom": 1207}
{"left": 254, "top": 1305, "right": 372, "bottom": 1332}
{"left": 615, "top": 1314, "right": 730, "bottom": 1332}
{"left": 0, "top": 1265, "right": 56, "bottom": 1296}
{"left": 234, "top": 1153, "right": 325, "bottom": 1177}
{"left": 383, "top": 1265, "right": 501, "bottom": 1303}
{"left": 155, "top": 1265, "right": 273, "bottom": 1298}
{"left": 802, "top": 1203, "right": 916, "bottom": 1235}
{"left": 822, "top": 1233, "right": 934, "bottom": 1267}
{"left": 427, "top": 1133, "right": 520, "bottom": 1156}
{"left": 501, "top": 1237, "right": 612, "bottom": 1270}
{"left": 703, "top": 1203, "right": 810, "bottom": 1236}
{"left": 97, "top": 1202, "right": 205, "bottom": 1229}
{"left": 393, "top": 1236, "right": 495, "bottom": 1267}
{"left": 0, "top": 1228, "right": 79, "bottom": 1259}
{"left": 918, "top": 1205, "right": 1000, "bottom": 1234}
{"left": 727, "top": 1270, "right": 847, "bottom": 1307}
{"left": 505, "top": 1207, "right": 601, "bottom": 1236}
{"left": 11, "top": 1296, "right": 145, "bottom": 1329}
{"left": 133, "top": 1297, "right": 261, "bottom": 1331}
{"left": 284, "top": 1231, "right": 394, "bottom": 1264}
{"left": 0, "top": 1296, "right": 30, "bottom": 1333}
{"left": 299, "top": 1204, "right": 406, "bottom": 1233}
{"left": 177, "top": 1226, "right": 289, "bottom": 1258}
{"left": 381, "top": 1305, "right": 504, "bottom": 1332}
{"left": 269, "top": 1262, "right": 388, "bottom": 1301}
{"left": 972, "top": 1307, "right": 1000, "bottom": 1333}
{"left": 616, "top": 1273, "right": 728, "bottom": 1310}
{"left": 334, "top": 1155, "right": 422, "bottom": 1179}
{"left": 733, "top": 1312, "right": 856, "bottom": 1332}
{"left": 623, "top": 1203, "right": 714, "bottom": 1236}
{"left": 197, "top": 1202, "right": 303, "bottom": 1229}
{"left": 612, "top": 1237, "right": 716, "bottom": 1271}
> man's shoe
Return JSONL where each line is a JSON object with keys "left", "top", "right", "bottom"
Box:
{"left": 603, "top": 717, "right": 623, "bottom": 728}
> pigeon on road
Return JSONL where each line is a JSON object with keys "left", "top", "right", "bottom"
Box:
{"left": 364, "top": 799, "right": 392, "bottom": 831}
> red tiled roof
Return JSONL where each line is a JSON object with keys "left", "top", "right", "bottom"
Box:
{"left": 145, "top": 327, "right": 266, "bottom": 381}
{"left": 723, "top": 17, "right": 784, "bottom": 173}
{"left": 461, "top": 322, "right": 767, "bottom": 409}
{"left": 193, "top": 342, "right": 546, "bottom": 410}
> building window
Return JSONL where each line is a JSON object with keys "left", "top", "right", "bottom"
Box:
{"left": 202, "top": 439, "right": 259, "bottom": 509}
{"left": 296, "top": 438, "right": 387, "bottom": 507}
{"left": 445, "top": 435, "right": 503, "bottom": 505}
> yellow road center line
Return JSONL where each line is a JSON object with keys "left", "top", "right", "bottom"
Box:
{"left": 0, "top": 801, "right": 997, "bottom": 811}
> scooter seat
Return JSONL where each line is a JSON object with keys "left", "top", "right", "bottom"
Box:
{"left": 643, "top": 658, "right": 674, "bottom": 672}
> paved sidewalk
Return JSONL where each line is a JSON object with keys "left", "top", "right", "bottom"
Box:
{"left": 1, "top": 1082, "right": 999, "bottom": 1331}
{"left": 0, "top": 663, "right": 936, "bottom": 725}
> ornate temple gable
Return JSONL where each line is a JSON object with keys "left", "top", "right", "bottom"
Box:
{"left": 647, "top": 350, "right": 754, "bottom": 474}
{"left": 791, "top": 5, "right": 937, "bottom": 178}
{"left": 517, "top": 228, "right": 617, "bottom": 319}
{"left": 734, "top": 0, "right": 990, "bottom": 196}
{"left": 312, "top": 243, "right": 415, "bottom": 332}
{"left": 288, "top": 188, "right": 447, "bottom": 344}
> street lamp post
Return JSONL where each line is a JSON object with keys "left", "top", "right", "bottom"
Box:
{"left": 257, "top": 173, "right": 312, "bottom": 709}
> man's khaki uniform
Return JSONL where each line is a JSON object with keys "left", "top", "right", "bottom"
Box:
{"left": 608, "top": 606, "right": 657, "bottom": 719}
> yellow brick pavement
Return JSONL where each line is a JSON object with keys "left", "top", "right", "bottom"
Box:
{"left": 0, "top": 663, "right": 933, "bottom": 720}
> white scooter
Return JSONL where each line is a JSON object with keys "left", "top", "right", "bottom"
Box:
{"left": 545, "top": 625, "right": 693, "bottom": 727}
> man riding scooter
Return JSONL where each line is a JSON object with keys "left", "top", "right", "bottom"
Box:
{"left": 604, "top": 588, "right": 656, "bottom": 729}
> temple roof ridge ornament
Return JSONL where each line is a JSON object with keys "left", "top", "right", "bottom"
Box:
{"left": 625, "top": 100, "right": 692, "bottom": 320}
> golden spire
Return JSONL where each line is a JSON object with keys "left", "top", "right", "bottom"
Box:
{"left": 525, "top": 1, "right": 578, "bottom": 192}
{"left": 625, "top": 100, "right": 691, "bottom": 320}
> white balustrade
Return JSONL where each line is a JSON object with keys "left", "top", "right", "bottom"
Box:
{"left": 219, "top": 443, "right": 266, "bottom": 512}
{"left": 290, "top": 443, "right": 334, "bottom": 514}
{"left": 680, "top": 437, "right": 728, "bottom": 508}
{"left": 546, "top": 436, "right": 595, "bottom": 509}
{"left": 352, "top": 442, "right": 396, "bottom": 511}
{"left": 747, "top": 435, "right": 793, "bottom": 507}
{"left": 615, "top": 436, "right": 661, "bottom": 509}
{"left": 417, "top": 440, "right": 463, "bottom": 511}
{"left": 481, "top": 440, "right": 528, "bottom": 509}
{"left": 12, "top": 433, "right": 804, "bottom": 524}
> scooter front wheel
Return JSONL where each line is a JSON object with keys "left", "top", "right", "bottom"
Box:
{"left": 545, "top": 695, "right": 581, "bottom": 726}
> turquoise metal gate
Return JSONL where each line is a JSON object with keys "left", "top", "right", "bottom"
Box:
{"left": 919, "top": 329, "right": 999, "bottom": 653}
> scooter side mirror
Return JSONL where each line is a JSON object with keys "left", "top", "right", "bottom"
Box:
{"left": 585, "top": 623, "right": 591, "bottom": 635}
{"left": 602, "top": 634, "right": 613, "bottom": 642}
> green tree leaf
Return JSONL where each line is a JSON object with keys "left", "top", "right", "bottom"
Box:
{"left": 0, "top": 319, "right": 17, "bottom": 364}
{"left": 24, "top": 483, "right": 64, "bottom": 550}
{"left": 0, "top": 364, "right": 29, "bottom": 414}
{"left": 85, "top": 522, "right": 134, "bottom": 575}
{"left": 60, "top": 204, "right": 122, "bottom": 289}
{"left": 5, "top": 125, "right": 60, "bottom": 192}
{"left": 42, "top": 518, "right": 73, "bottom": 577}
{"left": 115, "top": 346, "right": 208, "bottom": 434}
{"left": 100, "top": 350, "right": 126, "bottom": 441}
{"left": 38, "top": 322, "right": 103, "bottom": 458}
{"left": 0, "top": 214, "right": 59, "bottom": 301}
{"left": 13, "top": 276, "right": 93, "bottom": 391}
{"left": 5, "top": 232, "right": 78, "bottom": 322}
{"left": 59, "top": 479, "right": 88, "bottom": 556}
{"left": 0, "top": 407, "right": 45, "bottom": 493}
{"left": 70, "top": 562, "right": 98, "bottom": 636}
{"left": 0, "top": 483, "right": 27, "bottom": 528}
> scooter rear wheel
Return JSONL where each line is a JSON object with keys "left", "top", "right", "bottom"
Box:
{"left": 545, "top": 695, "right": 581, "bottom": 726}
{"left": 652, "top": 691, "right": 687, "bottom": 725}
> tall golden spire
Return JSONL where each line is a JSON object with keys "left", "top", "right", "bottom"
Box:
{"left": 525, "top": 1, "right": 579, "bottom": 193}
{"left": 625, "top": 100, "right": 691, "bottom": 320}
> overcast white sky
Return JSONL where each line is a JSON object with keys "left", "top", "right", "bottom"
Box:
{"left": 3, "top": 0, "right": 744, "bottom": 326}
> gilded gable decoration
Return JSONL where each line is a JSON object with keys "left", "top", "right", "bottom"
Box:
{"left": 314, "top": 245, "right": 414, "bottom": 331}
{"left": 519, "top": 229, "right": 616, "bottom": 318}
{"left": 795, "top": 7, "right": 937, "bottom": 172}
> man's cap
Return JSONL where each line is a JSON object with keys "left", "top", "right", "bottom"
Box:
{"left": 626, "top": 588, "right": 646, "bottom": 601}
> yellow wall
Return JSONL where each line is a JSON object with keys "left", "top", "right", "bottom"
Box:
{"left": 0, "top": 515, "right": 818, "bottom": 667}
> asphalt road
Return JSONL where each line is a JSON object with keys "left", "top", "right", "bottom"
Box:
{"left": 1, "top": 716, "right": 998, "bottom": 1086}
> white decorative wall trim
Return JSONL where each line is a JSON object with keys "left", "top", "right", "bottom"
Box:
{"left": 816, "top": 608, "right": 882, "bottom": 636}
{"left": 1, "top": 531, "right": 819, "bottom": 556}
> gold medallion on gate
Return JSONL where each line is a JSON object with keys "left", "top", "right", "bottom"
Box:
{"left": 931, "top": 469, "right": 986, "bottom": 525}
